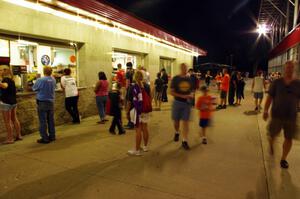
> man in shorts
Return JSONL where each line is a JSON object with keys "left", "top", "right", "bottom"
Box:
{"left": 263, "top": 61, "right": 300, "bottom": 169}
{"left": 217, "top": 68, "right": 230, "bottom": 109}
{"left": 252, "top": 71, "right": 266, "bottom": 111}
{"left": 171, "top": 63, "right": 194, "bottom": 150}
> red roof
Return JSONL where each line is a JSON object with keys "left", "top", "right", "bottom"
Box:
{"left": 59, "top": 0, "right": 206, "bottom": 55}
{"left": 269, "top": 24, "right": 300, "bottom": 59}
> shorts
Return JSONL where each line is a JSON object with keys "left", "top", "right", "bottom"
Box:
{"left": 254, "top": 92, "right": 263, "bottom": 99}
{"left": 199, "top": 119, "right": 210, "bottom": 128}
{"left": 140, "top": 113, "right": 150, "bottom": 124}
{"left": 172, "top": 100, "right": 191, "bottom": 121}
{"left": 220, "top": 90, "right": 228, "bottom": 99}
{"left": 268, "top": 118, "right": 298, "bottom": 139}
{"left": 0, "top": 102, "right": 17, "bottom": 111}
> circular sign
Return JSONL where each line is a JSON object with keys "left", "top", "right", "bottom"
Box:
{"left": 70, "top": 55, "right": 76, "bottom": 63}
{"left": 41, "top": 55, "right": 50, "bottom": 66}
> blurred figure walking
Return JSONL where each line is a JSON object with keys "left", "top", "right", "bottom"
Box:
{"left": 263, "top": 61, "right": 300, "bottom": 169}
{"left": 171, "top": 63, "right": 193, "bottom": 150}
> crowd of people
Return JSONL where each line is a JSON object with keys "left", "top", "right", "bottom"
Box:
{"left": 0, "top": 61, "right": 299, "bottom": 169}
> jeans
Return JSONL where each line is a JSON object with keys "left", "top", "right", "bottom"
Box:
{"left": 65, "top": 96, "right": 80, "bottom": 123}
{"left": 37, "top": 101, "right": 55, "bottom": 141}
{"left": 96, "top": 96, "right": 107, "bottom": 120}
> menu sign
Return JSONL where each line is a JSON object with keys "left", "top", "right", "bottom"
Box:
{"left": 12, "top": 65, "right": 27, "bottom": 75}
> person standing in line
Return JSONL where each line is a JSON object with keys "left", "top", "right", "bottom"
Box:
{"left": 94, "top": 71, "right": 109, "bottom": 124}
{"left": 252, "top": 70, "right": 266, "bottom": 111}
{"left": 205, "top": 70, "right": 212, "bottom": 87}
{"left": 116, "top": 63, "right": 126, "bottom": 98}
{"left": 263, "top": 61, "right": 300, "bottom": 169}
{"left": 0, "top": 65, "right": 22, "bottom": 144}
{"left": 61, "top": 68, "right": 80, "bottom": 124}
{"left": 217, "top": 68, "right": 230, "bottom": 109}
{"left": 128, "top": 71, "right": 152, "bottom": 156}
{"left": 124, "top": 62, "right": 135, "bottom": 129}
{"left": 235, "top": 72, "right": 245, "bottom": 105}
{"left": 32, "top": 66, "right": 56, "bottom": 144}
{"left": 161, "top": 68, "right": 169, "bottom": 102}
{"left": 108, "top": 83, "right": 126, "bottom": 135}
{"left": 215, "top": 71, "right": 223, "bottom": 91}
{"left": 171, "top": 63, "right": 193, "bottom": 150}
{"left": 143, "top": 67, "right": 151, "bottom": 85}
{"left": 154, "top": 72, "right": 164, "bottom": 111}
{"left": 196, "top": 86, "right": 213, "bottom": 145}
{"left": 228, "top": 71, "right": 237, "bottom": 105}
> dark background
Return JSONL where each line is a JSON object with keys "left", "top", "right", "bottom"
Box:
{"left": 103, "top": 0, "right": 272, "bottom": 74}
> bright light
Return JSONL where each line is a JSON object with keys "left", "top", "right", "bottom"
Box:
{"left": 257, "top": 24, "right": 269, "bottom": 35}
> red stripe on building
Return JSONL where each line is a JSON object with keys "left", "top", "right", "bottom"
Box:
{"left": 59, "top": 0, "right": 207, "bottom": 55}
{"left": 269, "top": 24, "right": 300, "bottom": 59}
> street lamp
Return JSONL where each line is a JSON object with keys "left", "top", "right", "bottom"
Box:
{"left": 256, "top": 24, "right": 269, "bottom": 36}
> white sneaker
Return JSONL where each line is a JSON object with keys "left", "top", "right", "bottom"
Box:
{"left": 127, "top": 149, "right": 142, "bottom": 156}
{"left": 142, "top": 146, "right": 149, "bottom": 152}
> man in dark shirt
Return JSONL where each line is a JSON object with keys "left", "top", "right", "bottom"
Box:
{"left": 263, "top": 61, "right": 300, "bottom": 169}
{"left": 171, "top": 63, "right": 193, "bottom": 150}
{"left": 228, "top": 71, "right": 237, "bottom": 105}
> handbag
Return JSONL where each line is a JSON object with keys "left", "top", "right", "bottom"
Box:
{"left": 141, "top": 88, "right": 152, "bottom": 113}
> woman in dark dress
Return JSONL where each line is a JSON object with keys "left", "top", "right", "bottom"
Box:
{"left": 0, "top": 65, "right": 22, "bottom": 144}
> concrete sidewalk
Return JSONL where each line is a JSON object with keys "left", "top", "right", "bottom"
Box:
{"left": 0, "top": 89, "right": 299, "bottom": 199}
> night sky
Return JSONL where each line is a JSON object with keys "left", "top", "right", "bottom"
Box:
{"left": 104, "top": 0, "right": 272, "bottom": 73}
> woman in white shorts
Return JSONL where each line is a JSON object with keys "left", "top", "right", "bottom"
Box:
{"left": 128, "top": 71, "right": 152, "bottom": 156}
{"left": 0, "top": 65, "right": 22, "bottom": 144}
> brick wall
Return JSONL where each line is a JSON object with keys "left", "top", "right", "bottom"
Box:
{"left": 0, "top": 87, "right": 98, "bottom": 141}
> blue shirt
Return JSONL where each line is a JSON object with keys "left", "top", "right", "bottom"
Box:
{"left": 32, "top": 76, "right": 56, "bottom": 102}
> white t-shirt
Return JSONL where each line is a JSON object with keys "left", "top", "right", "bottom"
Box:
{"left": 253, "top": 76, "right": 264, "bottom": 93}
{"left": 61, "top": 76, "right": 78, "bottom": 98}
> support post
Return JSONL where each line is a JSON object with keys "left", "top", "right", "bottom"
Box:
{"left": 294, "top": 0, "right": 299, "bottom": 28}
{"left": 286, "top": 0, "right": 290, "bottom": 35}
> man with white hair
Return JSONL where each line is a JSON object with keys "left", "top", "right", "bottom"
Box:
{"left": 263, "top": 61, "right": 300, "bottom": 169}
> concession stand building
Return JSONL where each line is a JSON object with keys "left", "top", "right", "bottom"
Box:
{"left": 0, "top": 0, "right": 206, "bottom": 138}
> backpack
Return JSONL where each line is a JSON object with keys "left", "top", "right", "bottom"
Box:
{"left": 141, "top": 88, "right": 152, "bottom": 113}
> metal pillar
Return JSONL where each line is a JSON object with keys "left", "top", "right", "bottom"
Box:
{"left": 286, "top": 0, "right": 290, "bottom": 34}
{"left": 294, "top": 0, "right": 299, "bottom": 27}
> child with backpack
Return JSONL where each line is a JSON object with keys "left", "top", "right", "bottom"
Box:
{"left": 128, "top": 71, "right": 152, "bottom": 156}
{"left": 196, "top": 86, "right": 214, "bottom": 144}
{"left": 108, "top": 83, "right": 126, "bottom": 135}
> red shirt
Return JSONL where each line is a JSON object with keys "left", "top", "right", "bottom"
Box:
{"left": 196, "top": 95, "right": 213, "bottom": 119}
{"left": 116, "top": 70, "right": 125, "bottom": 87}
{"left": 221, "top": 74, "right": 230, "bottom": 92}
